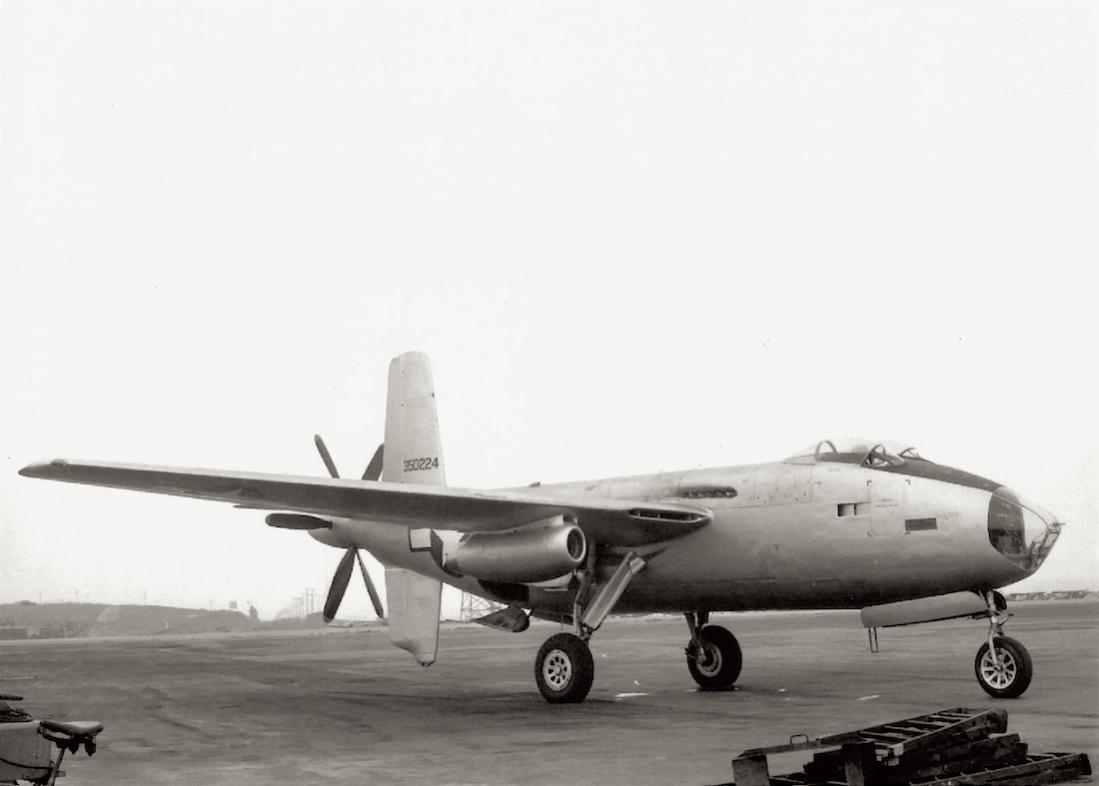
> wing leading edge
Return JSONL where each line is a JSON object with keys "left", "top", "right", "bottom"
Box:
{"left": 19, "top": 459, "right": 710, "bottom": 547}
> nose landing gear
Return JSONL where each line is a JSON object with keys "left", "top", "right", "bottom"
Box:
{"left": 974, "top": 590, "right": 1033, "bottom": 699}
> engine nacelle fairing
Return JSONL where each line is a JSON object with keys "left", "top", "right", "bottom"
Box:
{"left": 417, "top": 515, "right": 587, "bottom": 584}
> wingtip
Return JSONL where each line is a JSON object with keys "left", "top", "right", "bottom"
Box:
{"left": 19, "top": 459, "right": 69, "bottom": 478}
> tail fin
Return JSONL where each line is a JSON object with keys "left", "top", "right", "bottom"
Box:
{"left": 382, "top": 351, "right": 446, "bottom": 486}
{"left": 382, "top": 352, "right": 444, "bottom": 666}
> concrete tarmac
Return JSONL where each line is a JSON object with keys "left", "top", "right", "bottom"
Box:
{"left": 1, "top": 601, "right": 1095, "bottom": 785}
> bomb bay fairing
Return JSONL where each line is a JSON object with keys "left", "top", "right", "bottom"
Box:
{"left": 19, "top": 353, "right": 1063, "bottom": 703}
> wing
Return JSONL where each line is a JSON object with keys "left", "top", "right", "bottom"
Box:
{"left": 20, "top": 459, "right": 709, "bottom": 547}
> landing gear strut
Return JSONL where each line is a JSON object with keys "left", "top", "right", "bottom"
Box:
{"left": 533, "top": 551, "right": 645, "bottom": 703}
{"left": 974, "top": 590, "right": 1032, "bottom": 699}
{"left": 685, "top": 611, "right": 742, "bottom": 690}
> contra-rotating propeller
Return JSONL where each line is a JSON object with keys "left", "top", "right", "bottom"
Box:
{"left": 314, "top": 435, "right": 386, "bottom": 623}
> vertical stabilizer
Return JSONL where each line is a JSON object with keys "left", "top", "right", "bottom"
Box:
{"left": 382, "top": 352, "right": 446, "bottom": 486}
{"left": 382, "top": 352, "right": 444, "bottom": 666}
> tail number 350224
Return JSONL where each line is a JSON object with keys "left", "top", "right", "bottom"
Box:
{"left": 403, "top": 457, "right": 440, "bottom": 472}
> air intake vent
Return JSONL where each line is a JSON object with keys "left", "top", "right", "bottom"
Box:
{"left": 628, "top": 508, "right": 706, "bottom": 523}
{"left": 678, "top": 486, "right": 738, "bottom": 499}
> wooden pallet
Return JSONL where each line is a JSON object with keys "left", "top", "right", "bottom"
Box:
{"left": 732, "top": 757, "right": 1091, "bottom": 786}
{"left": 911, "top": 752, "right": 1091, "bottom": 785}
{"left": 726, "top": 708, "right": 1091, "bottom": 786}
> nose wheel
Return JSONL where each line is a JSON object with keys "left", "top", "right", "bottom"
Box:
{"left": 975, "top": 635, "right": 1032, "bottom": 698}
{"left": 974, "top": 590, "right": 1033, "bottom": 698}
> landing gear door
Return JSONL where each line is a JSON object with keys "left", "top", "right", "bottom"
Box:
{"left": 868, "top": 474, "right": 909, "bottom": 536}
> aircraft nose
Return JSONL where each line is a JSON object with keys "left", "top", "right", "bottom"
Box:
{"left": 987, "top": 486, "right": 1063, "bottom": 573}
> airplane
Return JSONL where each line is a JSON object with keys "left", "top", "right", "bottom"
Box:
{"left": 19, "top": 352, "right": 1064, "bottom": 703}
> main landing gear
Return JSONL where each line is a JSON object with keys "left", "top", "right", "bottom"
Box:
{"left": 684, "top": 611, "right": 742, "bottom": 690}
{"left": 974, "top": 590, "right": 1033, "bottom": 699}
{"left": 533, "top": 551, "right": 645, "bottom": 703}
{"left": 535, "top": 633, "right": 595, "bottom": 703}
{"left": 530, "top": 553, "right": 746, "bottom": 702}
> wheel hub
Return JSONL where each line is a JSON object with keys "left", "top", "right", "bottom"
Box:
{"left": 543, "top": 648, "right": 573, "bottom": 690}
{"left": 695, "top": 642, "right": 723, "bottom": 678}
{"left": 980, "top": 648, "right": 1017, "bottom": 689}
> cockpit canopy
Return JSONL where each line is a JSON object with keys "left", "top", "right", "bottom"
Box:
{"left": 785, "top": 438, "right": 926, "bottom": 467}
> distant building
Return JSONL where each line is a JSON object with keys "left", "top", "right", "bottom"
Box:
{"left": 1006, "top": 590, "right": 1095, "bottom": 602}
{"left": 0, "top": 627, "right": 28, "bottom": 640}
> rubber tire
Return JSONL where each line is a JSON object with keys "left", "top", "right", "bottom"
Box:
{"left": 535, "top": 633, "right": 594, "bottom": 704}
{"left": 974, "top": 636, "right": 1033, "bottom": 699}
{"left": 687, "top": 625, "right": 743, "bottom": 690}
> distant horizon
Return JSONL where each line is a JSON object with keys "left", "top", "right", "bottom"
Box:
{"left": 4, "top": 588, "right": 1095, "bottom": 620}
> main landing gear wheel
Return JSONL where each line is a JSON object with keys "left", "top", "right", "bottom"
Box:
{"left": 975, "top": 636, "right": 1032, "bottom": 699}
{"left": 536, "top": 633, "right": 594, "bottom": 704}
{"left": 687, "top": 625, "right": 742, "bottom": 690}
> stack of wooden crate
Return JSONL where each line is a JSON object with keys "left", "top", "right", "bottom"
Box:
{"left": 729, "top": 707, "right": 1091, "bottom": 786}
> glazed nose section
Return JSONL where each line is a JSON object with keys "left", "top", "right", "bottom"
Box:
{"left": 987, "top": 487, "right": 1063, "bottom": 573}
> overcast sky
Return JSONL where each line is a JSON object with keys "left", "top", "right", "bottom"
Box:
{"left": 3, "top": 0, "right": 1096, "bottom": 621}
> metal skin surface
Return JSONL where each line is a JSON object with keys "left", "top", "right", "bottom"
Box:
{"left": 311, "top": 456, "right": 1056, "bottom": 619}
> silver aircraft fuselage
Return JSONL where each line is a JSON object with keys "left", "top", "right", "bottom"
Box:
{"left": 318, "top": 450, "right": 1060, "bottom": 617}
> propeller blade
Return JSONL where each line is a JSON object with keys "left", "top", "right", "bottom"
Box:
{"left": 323, "top": 548, "right": 357, "bottom": 623}
{"left": 362, "top": 443, "right": 384, "bottom": 481}
{"left": 354, "top": 549, "right": 385, "bottom": 619}
{"left": 314, "top": 434, "right": 340, "bottom": 479}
